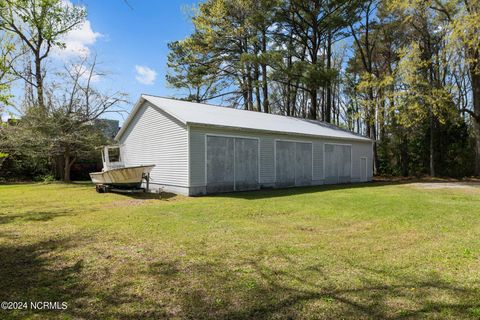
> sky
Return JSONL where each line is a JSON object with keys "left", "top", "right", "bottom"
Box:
{"left": 5, "top": 0, "right": 199, "bottom": 124}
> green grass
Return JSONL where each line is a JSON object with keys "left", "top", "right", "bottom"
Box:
{"left": 1, "top": 181, "right": 480, "bottom": 319}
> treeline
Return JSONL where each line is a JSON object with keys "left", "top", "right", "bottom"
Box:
{"left": 166, "top": 0, "right": 480, "bottom": 177}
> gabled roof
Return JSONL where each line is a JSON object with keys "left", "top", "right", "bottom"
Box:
{"left": 115, "top": 94, "right": 372, "bottom": 142}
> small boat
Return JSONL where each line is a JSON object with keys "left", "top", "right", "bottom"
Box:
{"left": 89, "top": 145, "right": 154, "bottom": 193}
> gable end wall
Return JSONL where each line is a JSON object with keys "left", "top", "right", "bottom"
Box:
{"left": 119, "top": 101, "right": 189, "bottom": 191}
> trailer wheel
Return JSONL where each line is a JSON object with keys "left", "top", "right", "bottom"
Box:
{"left": 96, "top": 185, "right": 105, "bottom": 193}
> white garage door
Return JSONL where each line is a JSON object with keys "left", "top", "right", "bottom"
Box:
{"left": 206, "top": 136, "right": 259, "bottom": 193}
{"left": 324, "top": 144, "right": 352, "bottom": 184}
{"left": 275, "top": 141, "right": 312, "bottom": 187}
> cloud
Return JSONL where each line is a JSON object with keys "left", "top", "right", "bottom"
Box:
{"left": 52, "top": 1, "right": 101, "bottom": 59}
{"left": 135, "top": 65, "right": 157, "bottom": 85}
{"left": 53, "top": 20, "right": 101, "bottom": 59}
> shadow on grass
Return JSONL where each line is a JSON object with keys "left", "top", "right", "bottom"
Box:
{"left": 0, "top": 237, "right": 87, "bottom": 320}
{"left": 212, "top": 177, "right": 480, "bottom": 200}
{"left": 0, "top": 237, "right": 170, "bottom": 320}
{"left": 210, "top": 181, "right": 408, "bottom": 200}
{"left": 155, "top": 256, "right": 480, "bottom": 319}
{"left": 0, "top": 209, "right": 73, "bottom": 225}
{"left": 1, "top": 235, "right": 479, "bottom": 319}
{"left": 116, "top": 191, "right": 177, "bottom": 201}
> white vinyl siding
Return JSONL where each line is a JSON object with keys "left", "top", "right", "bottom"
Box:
{"left": 119, "top": 101, "right": 188, "bottom": 187}
{"left": 189, "top": 125, "right": 373, "bottom": 189}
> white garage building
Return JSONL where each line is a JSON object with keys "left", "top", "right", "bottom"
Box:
{"left": 115, "top": 95, "right": 373, "bottom": 196}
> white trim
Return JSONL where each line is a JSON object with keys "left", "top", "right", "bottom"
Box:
{"left": 273, "top": 139, "right": 276, "bottom": 183}
{"left": 204, "top": 134, "right": 207, "bottom": 185}
{"left": 360, "top": 156, "right": 368, "bottom": 182}
{"left": 204, "top": 134, "right": 261, "bottom": 190}
{"left": 115, "top": 97, "right": 146, "bottom": 141}
{"left": 187, "top": 125, "right": 191, "bottom": 187}
{"left": 323, "top": 143, "right": 353, "bottom": 183}
{"left": 274, "top": 139, "right": 313, "bottom": 186}
{"left": 233, "top": 139, "right": 236, "bottom": 191}
{"left": 258, "top": 139, "right": 261, "bottom": 183}
{"left": 205, "top": 133, "right": 261, "bottom": 140}
{"left": 323, "top": 143, "right": 325, "bottom": 181}
{"left": 187, "top": 122, "right": 372, "bottom": 142}
{"left": 115, "top": 96, "right": 190, "bottom": 141}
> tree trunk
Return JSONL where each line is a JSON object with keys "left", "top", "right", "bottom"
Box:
{"left": 367, "top": 87, "right": 378, "bottom": 174}
{"left": 380, "top": 88, "right": 386, "bottom": 141}
{"left": 321, "top": 87, "right": 325, "bottom": 121}
{"left": 246, "top": 67, "right": 254, "bottom": 111}
{"left": 325, "top": 31, "right": 332, "bottom": 123}
{"left": 401, "top": 131, "right": 409, "bottom": 176}
{"left": 34, "top": 52, "right": 45, "bottom": 112}
{"left": 429, "top": 112, "right": 435, "bottom": 176}
{"left": 254, "top": 63, "right": 261, "bottom": 112}
{"left": 242, "top": 76, "right": 249, "bottom": 110}
{"left": 286, "top": 84, "right": 291, "bottom": 116}
{"left": 309, "top": 90, "right": 317, "bottom": 120}
{"left": 63, "top": 146, "right": 75, "bottom": 182}
{"left": 472, "top": 72, "right": 480, "bottom": 175}
{"left": 372, "top": 121, "right": 379, "bottom": 175}
{"left": 474, "top": 119, "right": 480, "bottom": 176}
{"left": 261, "top": 29, "right": 269, "bottom": 114}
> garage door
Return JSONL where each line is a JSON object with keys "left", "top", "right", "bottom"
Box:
{"left": 206, "top": 136, "right": 259, "bottom": 193}
{"left": 324, "top": 144, "right": 351, "bottom": 184}
{"left": 275, "top": 141, "right": 312, "bottom": 187}
{"left": 234, "top": 138, "right": 259, "bottom": 190}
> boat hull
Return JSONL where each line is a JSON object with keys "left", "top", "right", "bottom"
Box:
{"left": 89, "top": 165, "right": 155, "bottom": 189}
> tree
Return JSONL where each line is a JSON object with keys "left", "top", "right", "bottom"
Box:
{"left": 389, "top": 0, "right": 460, "bottom": 176}
{"left": 166, "top": 39, "right": 228, "bottom": 102}
{"left": 432, "top": 0, "right": 480, "bottom": 175}
{"left": 279, "top": 0, "right": 349, "bottom": 120}
{"left": 0, "top": 57, "right": 128, "bottom": 182}
{"left": 190, "top": 0, "right": 261, "bottom": 110}
{"left": 349, "top": 0, "right": 381, "bottom": 173}
{"left": 0, "top": 0, "right": 86, "bottom": 112}
{"left": 166, "top": 0, "right": 477, "bottom": 178}
{"left": 0, "top": 31, "right": 22, "bottom": 113}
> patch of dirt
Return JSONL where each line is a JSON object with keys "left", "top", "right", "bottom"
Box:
{"left": 295, "top": 226, "right": 317, "bottom": 232}
{"left": 408, "top": 182, "right": 480, "bottom": 190}
{"left": 104, "top": 199, "right": 154, "bottom": 208}
{"left": 374, "top": 176, "right": 480, "bottom": 183}
{"left": 103, "top": 192, "right": 183, "bottom": 208}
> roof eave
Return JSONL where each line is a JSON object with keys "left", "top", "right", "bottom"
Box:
{"left": 186, "top": 122, "right": 372, "bottom": 142}
{"left": 116, "top": 95, "right": 372, "bottom": 143}
{"left": 114, "top": 96, "right": 146, "bottom": 141}
{"left": 115, "top": 94, "right": 188, "bottom": 141}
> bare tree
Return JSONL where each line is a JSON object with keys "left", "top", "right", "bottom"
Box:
{"left": 0, "top": 56, "right": 128, "bottom": 182}
{"left": 0, "top": 0, "right": 86, "bottom": 112}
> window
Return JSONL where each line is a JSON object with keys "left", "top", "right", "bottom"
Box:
{"left": 108, "top": 148, "right": 121, "bottom": 162}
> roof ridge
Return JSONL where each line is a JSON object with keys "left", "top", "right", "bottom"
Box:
{"left": 141, "top": 94, "right": 364, "bottom": 137}
{"left": 115, "top": 94, "right": 372, "bottom": 142}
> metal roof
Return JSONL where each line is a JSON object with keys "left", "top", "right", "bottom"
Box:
{"left": 116, "top": 94, "right": 372, "bottom": 142}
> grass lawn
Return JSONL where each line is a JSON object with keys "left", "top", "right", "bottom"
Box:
{"left": 1, "top": 182, "right": 480, "bottom": 319}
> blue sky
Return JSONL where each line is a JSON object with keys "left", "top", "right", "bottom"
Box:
{"left": 81, "top": 0, "right": 199, "bottom": 123}
{"left": 5, "top": 0, "right": 199, "bottom": 123}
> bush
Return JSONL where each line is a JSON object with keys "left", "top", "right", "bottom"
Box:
{"left": 34, "top": 174, "right": 56, "bottom": 183}
{"left": 0, "top": 152, "right": 8, "bottom": 168}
